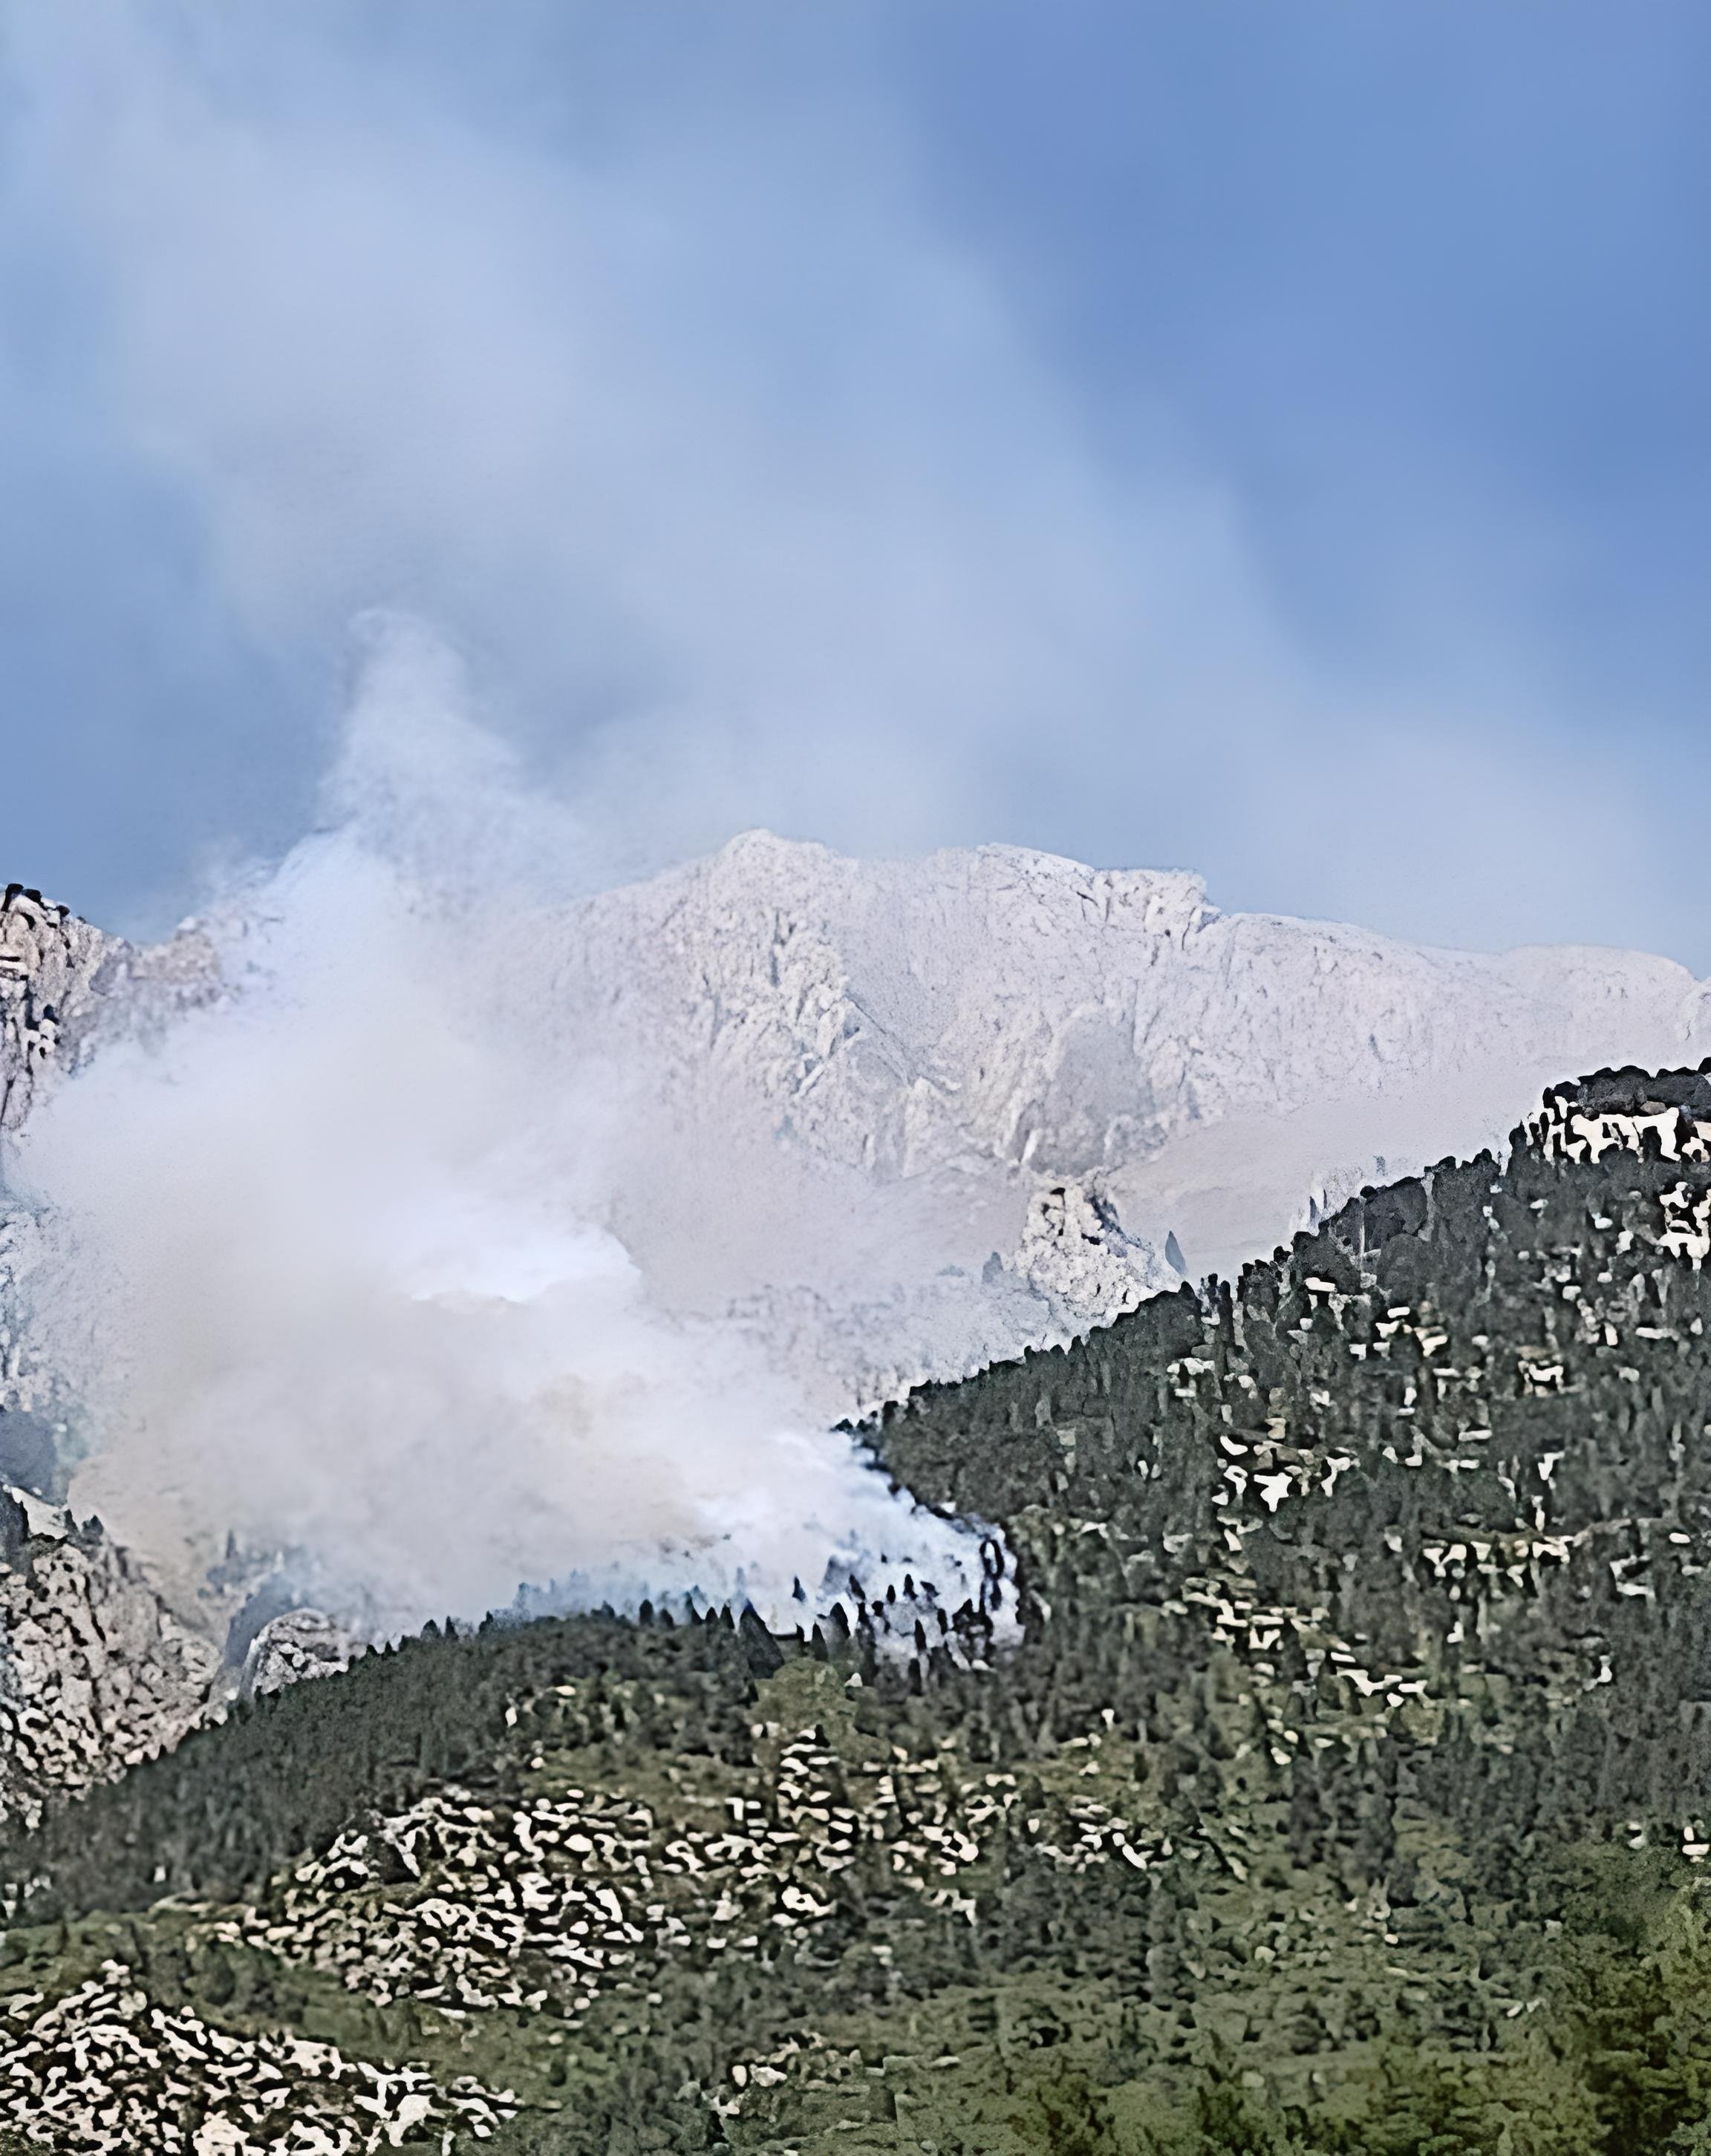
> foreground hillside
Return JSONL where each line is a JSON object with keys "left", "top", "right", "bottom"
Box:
{"left": 5, "top": 1065, "right": 1711, "bottom": 2151}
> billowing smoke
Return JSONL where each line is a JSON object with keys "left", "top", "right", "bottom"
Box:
{"left": 7, "top": 621, "right": 993, "bottom": 1636}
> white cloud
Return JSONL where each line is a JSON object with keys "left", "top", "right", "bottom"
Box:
{"left": 0, "top": 4, "right": 1693, "bottom": 958}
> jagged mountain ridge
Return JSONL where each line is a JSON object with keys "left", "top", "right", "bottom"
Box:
{"left": 9, "top": 840, "right": 1711, "bottom": 1420}
{"left": 495, "top": 832, "right": 1711, "bottom": 1402}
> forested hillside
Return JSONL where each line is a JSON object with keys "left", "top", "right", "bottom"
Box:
{"left": 5, "top": 1066, "right": 1711, "bottom": 2152}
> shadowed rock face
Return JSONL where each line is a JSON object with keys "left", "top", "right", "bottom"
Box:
{"left": 0, "top": 886, "right": 101, "bottom": 1133}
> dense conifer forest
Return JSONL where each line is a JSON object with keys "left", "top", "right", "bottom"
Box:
{"left": 5, "top": 1067, "right": 1711, "bottom": 2150}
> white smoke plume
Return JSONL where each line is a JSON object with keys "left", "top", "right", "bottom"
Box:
{"left": 7, "top": 621, "right": 992, "bottom": 1637}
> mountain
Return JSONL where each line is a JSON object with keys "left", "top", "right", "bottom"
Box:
{"left": 489, "top": 832, "right": 1711, "bottom": 1405}
{"left": 3, "top": 852, "right": 1711, "bottom": 1825}
{"left": 6, "top": 1065, "right": 1711, "bottom": 2151}
{"left": 13, "top": 843, "right": 1711, "bottom": 1409}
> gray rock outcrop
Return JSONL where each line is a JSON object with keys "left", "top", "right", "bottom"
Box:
{"left": 0, "top": 881, "right": 215, "bottom": 1131}
{"left": 0, "top": 887, "right": 227, "bottom": 1823}
{"left": 0, "top": 1486, "right": 221, "bottom": 1828}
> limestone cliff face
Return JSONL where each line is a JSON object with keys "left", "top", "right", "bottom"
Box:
{"left": 510, "top": 832, "right": 1711, "bottom": 1400}
{"left": 0, "top": 887, "right": 101, "bottom": 1131}
{"left": 0, "top": 1489, "right": 221, "bottom": 1828}
{"left": 0, "top": 881, "right": 219, "bottom": 1454}
{"left": 0, "top": 887, "right": 228, "bottom": 1822}
{"left": 0, "top": 881, "right": 217, "bottom": 1131}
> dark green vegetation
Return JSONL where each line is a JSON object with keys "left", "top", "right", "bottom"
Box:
{"left": 5, "top": 1067, "right": 1711, "bottom": 2151}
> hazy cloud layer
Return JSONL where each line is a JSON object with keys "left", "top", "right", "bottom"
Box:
{"left": 0, "top": 4, "right": 1705, "bottom": 960}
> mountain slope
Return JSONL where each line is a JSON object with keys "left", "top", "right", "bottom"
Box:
{"left": 5, "top": 848, "right": 1711, "bottom": 1839}
{"left": 7, "top": 1065, "right": 1711, "bottom": 2151}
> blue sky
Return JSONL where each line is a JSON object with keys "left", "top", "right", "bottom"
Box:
{"left": 1, "top": 2, "right": 1705, "bottom": 961}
